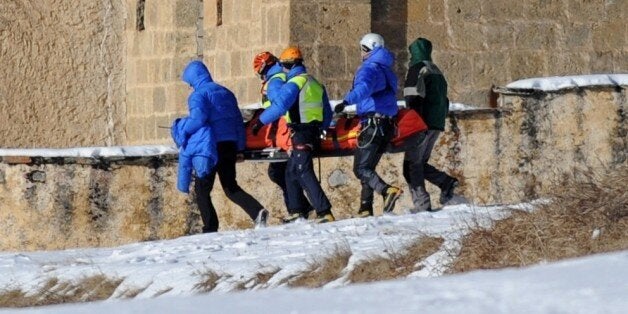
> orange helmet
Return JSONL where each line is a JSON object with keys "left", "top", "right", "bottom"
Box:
{"left": 253, "top": 51, "right": 278, "bottom": 75}
{"left": 279, "top": 46, "right": 303, "bottom": 63}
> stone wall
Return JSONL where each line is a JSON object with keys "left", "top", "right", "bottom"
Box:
{"left": 202, "top": 0, "right": 291, "bottom": 105}
{"left": 399, "top": 0, "right": 628, "bottom": 106}
{"left": 124, "top": 0, "right": 202, "bottom": 145}
{"left": 1, "top": 86, "right": 624, "bottom": 251}
{"left": 0, "top": 1, "right": 127, "bottom": 148}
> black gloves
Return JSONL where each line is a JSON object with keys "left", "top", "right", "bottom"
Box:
{"left": 334, "top": 100, "right": 348, "bottom": 114}
{"left": 251, "top": 120, "right": 264, "bottom": 136}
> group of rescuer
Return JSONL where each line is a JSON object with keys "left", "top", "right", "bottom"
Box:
{"left": 172, "top": 33, "right": 459, "bottom": 233}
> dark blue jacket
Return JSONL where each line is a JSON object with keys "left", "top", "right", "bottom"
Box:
{"left": 344, "top": 47, "right": 398, "bottom": 117}
{"left": 259, "top": 64, "right": 332, "bottom": 129}
{"left": 182, "top": 61, "right": 246, "bottom": 151}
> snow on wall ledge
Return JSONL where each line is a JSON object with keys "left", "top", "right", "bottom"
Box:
{"left": 0, "top": 76, "right": 626, "bottom": 251}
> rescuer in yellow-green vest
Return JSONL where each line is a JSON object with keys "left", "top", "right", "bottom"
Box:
{"left": 251, "top": 47, "right": 335, "bottom": 223}
{"left": 252, "top": 51, "right": 314, "bottom": 221}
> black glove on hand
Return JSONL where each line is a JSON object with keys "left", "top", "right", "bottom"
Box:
{"left": 251, "top": 120, "right": 264, "bottom": 136}
{"left": 334, "top": 101, "right": 348, "bottom": 114}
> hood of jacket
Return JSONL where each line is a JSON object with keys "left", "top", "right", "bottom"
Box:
{"left": 264, "top": 63, "right": 284, "bottom": 81}
{"left": 286, "top": 64, "right": 307, "bottom": 79}
{"left": 409, "top": 37, "right": 432, "bottom": 66}
{"left": 182, "top": 61, "right": 213, "bottom": 90}
{"left": 363, "top": 46, "right": 395, "bottom": 68}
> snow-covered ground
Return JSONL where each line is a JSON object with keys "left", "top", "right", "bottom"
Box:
{"left": 1, "top": 202, "right": 627, "bottom": 313}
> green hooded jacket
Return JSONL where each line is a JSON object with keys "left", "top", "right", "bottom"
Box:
{"left": 404, "top": 38, "right": 448, "bottom": 131}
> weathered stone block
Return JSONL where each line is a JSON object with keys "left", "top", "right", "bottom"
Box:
{"left": 143, "top": 116, "right": 156, "bottom": 140}
{"left": 153, "top": 87, "right": 167, "bottom": 113}
{"left": 547, "top": 52, "right": 590, "bottom": 76}
{"left": 174, "top": 31, "right": 196, "bottom": 55}
{"left": 155, "top": 115, "right": 172, "bottom": 140}
{"left": 126, "top": 117, "right": 144, "bottom": 142}
{"left": 485, "top": 24, "right": 514, "bottom": 50}
{"left": 429, "top": 0, "right": 445, "bottom": 22}
{"left": 567, "top": 1, "right": 606, "bottom": 22}
{"left": 175, "top": 0, "right": 199, "bottom": 28}
{"left": 450, "top": 22, "right": 485, "bottom": 51}
{"left": 592, "top": 21, "right": 625, "bottom": 51}
{"left": 589, "top": 51, "right": 617, "bottom": 74}
{"left": 562, "top": 23, "right": 592, "bottom": 50}
{"left": 408, "top": 0, "right": 429, "bottom": 23}
{"left": 526, "top": 0, "right": 567, "bottom": 20}
{"left": 509, "top": 51, "right": 547, "bottom": 81}
{"left": 448, "top": 0, "right": 482, "bottom": 22}
{"left": 481, "top": 1, "right": 526, "bottom": 21}
{"left": 514, "top": 23, "right": 557, "bottom": 50}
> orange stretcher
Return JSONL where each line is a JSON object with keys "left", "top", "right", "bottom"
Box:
{"left": 244, "top": 108, "right": 427, "bottom": 160}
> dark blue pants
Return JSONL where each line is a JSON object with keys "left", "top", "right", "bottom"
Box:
{"left": 285, "top": 125, "right": 331, "bottom": 216}
{"left": 267, "top": 161, "right": 311, "bottom": 215}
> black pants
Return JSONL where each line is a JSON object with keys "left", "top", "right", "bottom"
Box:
{"left": 353, "top": 118, "right": 395, "bottom": 211}
{"left": 267, "top": 161, "right": 311, "bottom": 215}
{"left": 195, "top": 141, "right": 264, "bottom": 233}
{"left": 285, "top": 125, "right": 331, "bottom": 215}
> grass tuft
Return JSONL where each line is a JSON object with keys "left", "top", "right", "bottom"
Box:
{"left": 0, "top": 275, "right": 123, "bottom": 308}
{"left": 348, "top": 236, "right": 444, "bottom": 283}
{"left": 288, "top": 244, "right": 352, "bottom": 288}
{"left": 450, "top": 165, "right": 628, "bottom": 273}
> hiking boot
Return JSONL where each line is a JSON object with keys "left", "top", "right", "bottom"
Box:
{"left": 315, "top": 212, "right": 335, "bottom": 223}
{"left": 440, "top": 178, "right": 459, "bottom": 205}
{"left": 281, "top": 212, "right": 306, "bottom": 224}
{"left": 356, "top": 210, "right": 373, "bottom": 218}
{"left": 255, "top": 209, "right": 269, "bottom": 229}
{"left": 410, "top": 186, "right": 431, "bottom": 213}
{"left": 382, "top": 186, "right": 403, "bottom": 213}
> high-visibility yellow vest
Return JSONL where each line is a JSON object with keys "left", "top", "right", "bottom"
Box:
{"left": 285, "top": 74, "right": 325, "bottom": 124}
{"left": 261, "top": 72, "right": 287, "bottom": 109}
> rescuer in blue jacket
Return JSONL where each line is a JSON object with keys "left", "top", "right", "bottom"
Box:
{"left": 334, "top": 33, "right": 403, "bottom": 217}
{"left": 252, "top": 47, "right": 335, "bottom": 223}
{"left": 179, "top": 60, "right": 268, "bottom": 233}
{"left": 253, "top": 52, "right": 314, "bottom": 221}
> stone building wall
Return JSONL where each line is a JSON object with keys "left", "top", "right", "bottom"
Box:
{"left": 0, "top": 1, "right": 127, "bottom": 148}
{"left": 398, "top": 0, "right": 627, "bottom": 106}
{"left": 124, "top": 0, "right": 202, "bottom": 145}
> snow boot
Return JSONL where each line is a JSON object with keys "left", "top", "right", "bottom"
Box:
{"left": 440, "top": 178, "right": 459, "bottom": 205}
{"left": 255, "top": 209, "right": 269, "bottom": 229}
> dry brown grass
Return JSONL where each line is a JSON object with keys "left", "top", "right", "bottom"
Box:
{"left": 348, "top": 236, "right": 444, "bottom": 283}
{"left": 0, "top": 275, "right": 123, "bottom": 308}
{"left": 450, "top": 165, "right": 628, "bottom": 273}
{"left": 287, "top": 244, "right": 352, "bottom": 288}
{"left": 193, "top": 269, "right": 223, "bottom": 293}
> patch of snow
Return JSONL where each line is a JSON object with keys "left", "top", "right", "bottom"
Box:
{"left": 505, "top": 74, "right": 628, "bottom": 92}
{"left": 0, "top": 145, "right": 178, "bottom": 158}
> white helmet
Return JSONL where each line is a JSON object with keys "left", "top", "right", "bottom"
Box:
{"left": 359, "top": 33, "right": 385, "bottom": 52}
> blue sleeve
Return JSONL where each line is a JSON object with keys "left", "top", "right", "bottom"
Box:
{"left": 266, "top": 76, "right": 285, "bottom": 102}
{"left": 344, "top": 65, "right": 378, "bottom": 105}
{"left": 259, "top": 81, "right": 300, "bottom": 125}
{"left": 322, "top": 88, "right": 332, "bottom": 129}
{"left": 182, "top": 93, "right": 209, "bottom": 136}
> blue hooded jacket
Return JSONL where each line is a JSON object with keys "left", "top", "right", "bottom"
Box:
{"left": 264, "top": 63, "right": 285, "bottom": 102}
{"left": 171, "top": 116, "right": 217, "bottom": 193}
{"left": 344, "top": 46, "right": 399, "bottom": 117}
{"left": 182, "top": 61, "right": 246, "bottom": 151}
{"left": 259, "top": 64, "right": 332, "bottom": 129}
